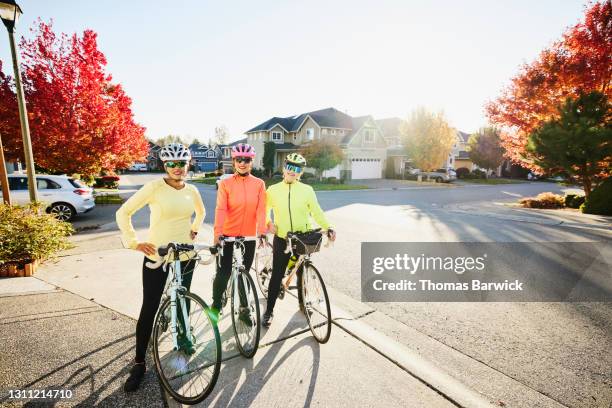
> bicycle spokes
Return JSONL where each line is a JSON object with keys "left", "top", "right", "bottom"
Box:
{"left": 301, "top": 265, "right": 332, "bottom": 343}
{"left": 153, "top": 292, "right": 221, "bottom": 404}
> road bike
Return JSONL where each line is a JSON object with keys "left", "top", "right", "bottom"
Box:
{"left": 216, "top": 236, "right": 261, "bottom": 358}
{"left": 256, "top": 229, "right": 333, "bottom": 343}
{"left": 147, "top": 242, "right": 221, "bottom": 405}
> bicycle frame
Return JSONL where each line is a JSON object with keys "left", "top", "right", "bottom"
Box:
{"left": 218, "top": 236, "right": 257, "bottom": 302}
{"left": 147, "top": 243, "right": 216, "bottom": 352}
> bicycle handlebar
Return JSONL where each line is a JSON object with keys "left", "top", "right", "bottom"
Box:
{"left": 144, "top": 242, "right": 217, "bottom": 269}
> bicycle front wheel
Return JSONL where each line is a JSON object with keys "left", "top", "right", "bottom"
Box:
{"left": 152, "top": 292, "right": 221, "bottom": 405}
{"left": 300, "top": 264, "right": 332, "bottom": 343}
{"left": 253, "top": 241, "right": 273, "bottom": 299}
{"left": 231, "top": 271, "right": 261, "bottom": 358}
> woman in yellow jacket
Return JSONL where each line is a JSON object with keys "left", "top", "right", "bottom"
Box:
{"left": 263, "top": 153, "right": 336, "bottom": 327}
{"left": 116, "top": 143, "right": 205, "bottom": 392}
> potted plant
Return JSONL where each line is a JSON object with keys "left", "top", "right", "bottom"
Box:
{"left": 0, "top": 203, "right": 74, "bottom": 277}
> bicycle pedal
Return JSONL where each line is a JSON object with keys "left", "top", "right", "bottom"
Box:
{"left": 288, "top": 285, "right": 298, "bottom": 290}
{"left": 278, "top": 289, "right": 285, "bottom": 300}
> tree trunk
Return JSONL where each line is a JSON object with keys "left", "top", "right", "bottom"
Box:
{"left": 582, "top": 172, "right": 592, "bottom": 199}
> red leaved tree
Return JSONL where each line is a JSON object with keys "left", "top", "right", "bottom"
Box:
{"left": 485, "top": 1, "right": 612, "bottom": 171}
{"left": 0, "top": 20, "right": 148, "bottom": 177}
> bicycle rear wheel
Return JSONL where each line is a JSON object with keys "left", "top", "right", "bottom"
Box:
{"left": 231, "top": 271, "right": 261, "bottom": 358}
{"left": 152, "top": 292, "right": 221, "bottom": 405}
{"left": 300, "top": 264, "right": 332, "bottom": 343}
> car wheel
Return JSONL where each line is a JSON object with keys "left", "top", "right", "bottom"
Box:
{"left": 49, "top": 203, "right": 76, "bottom": 222}
{"left": 436, "top": 177, "right": 443, "bottom": 183}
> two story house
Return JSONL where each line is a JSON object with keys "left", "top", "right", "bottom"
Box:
{"left": 246, "top": 107, "right": 387, "bottom": 180}
{"left": 189, "top": 144, "right": 221, "bottom": 172}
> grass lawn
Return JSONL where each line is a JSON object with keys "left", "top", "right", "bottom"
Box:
{"left": 458, "top": 178, "right": 527, "bottom": 185}
{"left": 93, "top": 188, "right": 120, "bottom": 193}
{"left": 95, "top": 194, "right": 124, "bottom": 204}
{"left": 191, "top": 177, "right": 217, "bottom": 185}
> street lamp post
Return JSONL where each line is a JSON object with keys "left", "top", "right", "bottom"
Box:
{"left": 0, "top": 0, "right": 38, "bottom": 202}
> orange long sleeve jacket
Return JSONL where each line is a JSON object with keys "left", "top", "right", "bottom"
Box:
{"left": 214, "top": 174, "right": 267, "bottom": 238}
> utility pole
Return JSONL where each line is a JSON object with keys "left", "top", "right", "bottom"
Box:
{"left": 0, "top": 132, "right": 11, "bottom": 204}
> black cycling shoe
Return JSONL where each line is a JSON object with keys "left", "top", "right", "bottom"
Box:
{"left": 262, "top": 312, "right": 273, "bottom": 328}
{"left": 124, "top": 362, "right": 146, "bottom": 392}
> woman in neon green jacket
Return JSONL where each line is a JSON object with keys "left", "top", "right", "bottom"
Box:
{"left": 263, "top": 153, "right": 336, "bottom": 327}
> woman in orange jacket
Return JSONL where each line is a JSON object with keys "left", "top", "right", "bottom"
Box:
{"left": 211, "top": 143, "right": 266, "bottom": 323}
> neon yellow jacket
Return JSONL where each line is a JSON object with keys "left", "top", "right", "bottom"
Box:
{"left": 266, "top": 180, "right": 331, "bottom": 238}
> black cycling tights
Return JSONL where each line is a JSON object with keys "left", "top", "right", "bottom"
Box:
{"left": 212, "top": 240, "right": 256, "bottom": 311}
{"left": 265, "top": 235, "right": 303, "bottom": 315}
{"left": 135, "top": 257, "right": 195, "bottom": 363}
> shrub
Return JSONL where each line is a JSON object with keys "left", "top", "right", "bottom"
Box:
{"left": 94, "top": 175, "right": 120, "bottom": 189}
{"left": 564, "top": 194, "right": 585, "bottom": 209}
{"left": 471, "top": 169, "right": 487, "bottom": 179}
{"left": 326, "top": 177, "right": 340, "bottom": 184}
{"left": 455, "top": 167, "right": 470, "bottom": 179}
{"left": 0, "top": 203, "right": 74, "bottom": 264}
{"left": 301, "top": 172, "right": 315, "bottom": 180}
{"left": 519, "top": 192, "right": 565, "bottom": 209}
{"left": 582, "top": 178, "right": 612, "bottom": 215}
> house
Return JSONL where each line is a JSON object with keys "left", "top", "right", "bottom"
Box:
{"left": 246, "top": 108, "right": 387, "bottom": 180}
{"left": 376, "top": 117, "right": 410, "bottom": 178}
{"left": 146, "top": 141, "right": 162, "bottom": 171}
{"left": 217, "top": 138, "right": 247, "bottom": 174}
{"left": 447, "top": 131, "right": 473, "bottom": 171}
{"left": 189, "top": 144, "right": 221, "bottom": 173}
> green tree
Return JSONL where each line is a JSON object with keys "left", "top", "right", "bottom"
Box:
{"left": 154, "top": 134, "right": 186, "bottom": 146}
{"left": 301, "top": 140, "right": 344, "bottom": 181}
{"left": 263, "top": 142, "right": 276, "bottom": 177}
{"left": 526, "top": 91, "right": 611, "bottom": 198}
{"left": 191, "top": 138, "right": 202, "bottom": 146}
{"left": 400, "top": 107, "right": 455, "bottom": 180}
{"left": 468, "top": 127, "right": 505, "bottom": 177}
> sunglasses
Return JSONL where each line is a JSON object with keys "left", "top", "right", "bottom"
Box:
{"left": 285, "top": 163, "right": 303, "bottom": 173}
{"left": 234, "top": 157, "right": 252, "bottom": 164}
{"left": 164, "top": 161, "right": 188, "bottom": 168}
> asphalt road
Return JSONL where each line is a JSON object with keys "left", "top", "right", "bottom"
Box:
{"left": 73, "top": 173, "right": 611, "bottom": 407}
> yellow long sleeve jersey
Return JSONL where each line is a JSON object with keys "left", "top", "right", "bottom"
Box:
{"left": 116, "top": 178, "right": 205, "bottom": 260}
{"left": 266, "top": 180, "right": 331, "bottom": 238}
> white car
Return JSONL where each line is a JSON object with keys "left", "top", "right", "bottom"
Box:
{"left": 2, "top": 174, "right": 95, "bottom": 221}
{"left": 128, "top": 163, "right": 148, "bottom": 172}
{"left": 216, "top": 173, "right": 233, "bottom": 189}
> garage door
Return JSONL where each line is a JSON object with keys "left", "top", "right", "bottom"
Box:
{"left": 351, "top": 158, "right": 382, "bottom": 179}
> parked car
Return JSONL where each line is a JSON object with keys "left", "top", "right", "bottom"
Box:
{"left": 216, "top": 173, "right": 233, "bottom": 190}
{"left": 2, "top": 174, "right": 95, "bottom": 221}
{"left": 420, "top": 168, "right": 457, "bottom": 182}
{"left": 128, "top": 163, "right": 148, "bottom": 172}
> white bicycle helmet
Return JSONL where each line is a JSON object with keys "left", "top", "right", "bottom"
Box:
{"left": 159, "top": 143, "right": 191, "bottom": 161}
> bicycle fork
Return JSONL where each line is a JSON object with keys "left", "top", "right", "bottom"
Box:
{"left": 170, "top": 260, "right": 193, "bottom": 351}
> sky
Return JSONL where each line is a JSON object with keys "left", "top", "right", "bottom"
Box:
{"left": 0, "top": 0, "right": 588, "bottom": 142}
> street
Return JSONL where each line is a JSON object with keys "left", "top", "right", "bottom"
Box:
{"left": 69, "top": 173, "right": 611, "bottom": 407}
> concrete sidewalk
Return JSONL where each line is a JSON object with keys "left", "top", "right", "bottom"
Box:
{"left": 0, "top": 279, "right": 164, "bottom": 407}
{"left": 30, "top": 248, "right": 463, "bottom": 407}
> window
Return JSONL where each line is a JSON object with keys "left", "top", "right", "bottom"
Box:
{"left": 37, "top": 178, "right": 62, "bottom": 189}
{"left": 331, "top": 129, "right": 336, "bottom": 135}
{"left": 8, "top": 177, "right": 28, "bottom": 191}
{"left": 322, "top": 129, "right": 327, "bottom": 135}
{"left": 272, "top": 132, "right": 282, "bottom": 142}
{"left": 306, "top": 128, "right": 314, "bottom": 140}
{"left": 364, "top": 129, "right": 375, "bottom": 143}
{"left": 69, "top": 178, "right": 87, "bottom": 188}
{"left": 293, "top": 134, "right": 297, "bottom": 142}
{"left": 207, "top": 150, "right": 216, "bottom": 158}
